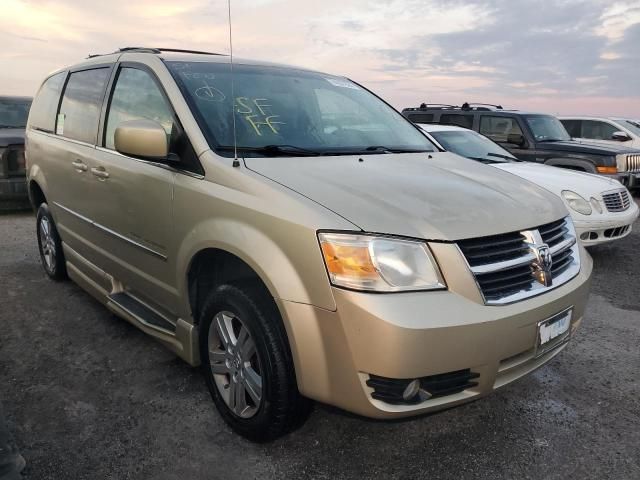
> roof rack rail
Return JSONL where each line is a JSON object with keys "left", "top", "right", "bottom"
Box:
{"left": 461, "top": 102, "right": 503, "bottom": 110}
{"left": 87, "top": 47, "right": 225, "bottom": 59}
{"left": 403, "top": 103, "right": 457, "bottom": 112}
{"left": 155, "top": 48, "right": 225, "bottom": 56}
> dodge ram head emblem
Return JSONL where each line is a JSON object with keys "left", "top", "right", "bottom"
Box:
{"left": 523, "top": 231, "right": 553, "bottom": 287}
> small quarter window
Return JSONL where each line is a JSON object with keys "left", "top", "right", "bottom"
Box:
{"left": 408, "top": 113, "right": 434, "bottom": 123}
{"left": 58, "top": 68, "right": 110, "bottom": 143}
{"left": 29, "top": 72, "right": 66, "bottom": 133}
{"left": 439, "top": 114, "right": 473, "bottom": 129}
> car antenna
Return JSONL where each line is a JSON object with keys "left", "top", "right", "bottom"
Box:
{"left": 227, "top": 0, "right": 240, "bottom": 168}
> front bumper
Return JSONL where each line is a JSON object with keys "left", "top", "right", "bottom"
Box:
{"left": 574, "top": 201, "right": 639, "bottom": 246}
{"left": 617, "top": 171, "right": 640, "bottom": 189}
{"left": 280, "top": 246, "right": 593, "bottom": 419}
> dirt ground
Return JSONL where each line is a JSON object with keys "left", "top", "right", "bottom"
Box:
{"left": 1, "top": 207, "right": 639, "bottom": 479}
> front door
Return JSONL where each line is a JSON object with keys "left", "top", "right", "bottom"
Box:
{"left": 86, "top": 66, "right": 178, "bottom": 312}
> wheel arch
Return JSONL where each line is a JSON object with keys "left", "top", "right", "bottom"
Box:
{"left": 27, "top": 165, "right": 49, "bottom": 211}
{"left": 177, "top": 218, "right": 335, "bottom": 325}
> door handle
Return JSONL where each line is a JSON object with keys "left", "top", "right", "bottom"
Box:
{"left": 91, "top": 166, "right": 110, "bottom": 180}
{"left": 72, "top": 160, "right": 88, "bottom": 172}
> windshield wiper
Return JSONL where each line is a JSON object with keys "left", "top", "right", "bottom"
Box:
{"left": 0, "top": 125, "right": 22, "bottom": 129}
{"left": 218, "top": 144, "right": 322, "bottom": 157}
{"left": 362, "top": 146, "right": 432, "bottom": 154}
{"left": 537, "top": 138, "right": 564, "bottom": 143}
{"left": 487, "top": 152, "right": 516, "bottom": 162}
{"left": 468, "top": 156, "right": 501, "bottom": 164}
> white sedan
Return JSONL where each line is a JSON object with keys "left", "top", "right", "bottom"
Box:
{"left": 419, "top": 124, "right": 639, "bottom": 246}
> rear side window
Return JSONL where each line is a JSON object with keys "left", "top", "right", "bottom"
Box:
{"left": 407, "top": 113, "right": 434, "bottom": 123}
{"left": 439, "top": 114, "right": 473, "bottom": 129}
{"left": 479, "top": 116, "right": 523, "bottom": 142}
{"left": 29, "top": 72, "right": 66, "bottom": 133}
{"left": 57, "top": 68, "right": 110, "bottom": 144}
{"left": 561, "top": 119, "right": 581, "bottom": 138}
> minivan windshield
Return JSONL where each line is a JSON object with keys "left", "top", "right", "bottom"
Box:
{"left": 0, "top": 99, "right": 31, "bottom": 128}
{"left": 167, "top": 61, "right": 435, "bottom": 156}
{"left": 427, "top": 128, "right": 518, "bottom": 164}
{"left": 525, "top": 115, "right": 571, "bottom": 142}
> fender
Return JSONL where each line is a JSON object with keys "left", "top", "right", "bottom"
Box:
{"left": 175, "top": 217, "right": 337, "bottom": 322}
{"left": 544, "top": 157, "right": 597, "bottom": 173}
{"left": 27, "top": 164, "right": 49, "bottom": 208}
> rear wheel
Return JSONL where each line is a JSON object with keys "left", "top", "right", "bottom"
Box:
{"left": 199, "top": 283, "right": 312, "bottom": 441}
{"left": 36, "top": 203, "right": 67, "bottom": 281}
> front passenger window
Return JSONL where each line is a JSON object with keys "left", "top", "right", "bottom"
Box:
{"left": 105, "top": 68, "right": 174, "bottom": 150}
{"left": 581, "top": 120, "right": 618, "bottom": 141}
{"left": 480, "top": 116, "right": 523, "bottom": 143}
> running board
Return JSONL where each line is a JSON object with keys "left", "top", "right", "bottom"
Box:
{"left": 108, "top": 292, "right": 176, "bottom": 335}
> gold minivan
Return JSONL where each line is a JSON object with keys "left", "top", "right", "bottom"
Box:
{"left": 26, "top": 48, "right": 592, "bottom": 441}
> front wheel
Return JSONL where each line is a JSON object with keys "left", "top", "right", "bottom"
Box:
{"left": 199, "top": 284, "right": 312, "bottom": 441}
{"left": 36, "top": 203, "right": 67, "bottom": 281}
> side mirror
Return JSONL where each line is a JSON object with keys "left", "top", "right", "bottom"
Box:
{"left": 611, "top": 131, "right": 631, "bottom": 142}
{"left": 114, "top": 119, "right": 169, "bottom": 160}
{"left": 507, "top": 133, "right": 525, "bottom": 147}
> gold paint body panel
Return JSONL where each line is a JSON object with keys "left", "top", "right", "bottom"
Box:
{"left": 26, "top": 51, "right": 593, "bottom": 418}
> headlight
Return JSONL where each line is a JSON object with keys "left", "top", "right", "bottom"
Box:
{"left": 561, "top": 190, "right": 592, "bottom": 215}
{"left": 590, "top": 197, "right": 603, "bottom": 214}
{"left": 318, "top": 232, "right": 446, "bottom": 292}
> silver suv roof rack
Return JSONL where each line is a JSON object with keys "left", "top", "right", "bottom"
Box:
{"left": 461, "top": 102, "right": 503, "bottom": 110}
{"left": 87, "top": 47, "right": 225, "bottom": 59}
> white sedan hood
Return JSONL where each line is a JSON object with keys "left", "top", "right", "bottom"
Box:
{"left": 492, "top": 162, "right": 622, "bottom": 197}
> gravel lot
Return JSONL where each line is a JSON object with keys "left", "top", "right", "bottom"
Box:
{"left": 1, "top": 204, "right": 639, "bottom": 480}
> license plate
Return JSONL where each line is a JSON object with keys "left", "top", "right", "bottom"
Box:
{"left": 536, "top": 308, "right": 572, "bottom": 357}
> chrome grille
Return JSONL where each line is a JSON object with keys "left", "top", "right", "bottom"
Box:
{"left": 625, "top": 154, "right": 640, "bottom": 172}
{"left": 602, "top": 189, "right": 631, "bottom": 212}
{"left": 458, "top": 217, "right": 580, "bottom": 305}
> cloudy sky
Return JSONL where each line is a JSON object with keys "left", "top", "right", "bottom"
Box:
{"left": 1, "top": 0, "right": 639, "bottom": 116}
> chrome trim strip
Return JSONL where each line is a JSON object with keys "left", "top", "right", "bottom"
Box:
{"left": 95, "top": 146, "right": 205, "bottom": 179}
{"left": 53, "top": 201, "right": 167, "bottom": 260}
{"left": 470, "top": 253, "right": 535, "bottom": 274}
{"left": 31, "top": 129, "right": 96, "bottom": 149}
{"left": 549, "top": 236, "right": 576, "bottom": 255}
{"left": 459, "top": 217, "right": 581, "bottom": 306}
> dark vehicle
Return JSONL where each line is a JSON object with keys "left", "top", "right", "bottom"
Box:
{"left": 402, "top": 103, "right": 640, "bottom": 188}
{"left": 0, "top": 96, "right": 32, "bottom": 209}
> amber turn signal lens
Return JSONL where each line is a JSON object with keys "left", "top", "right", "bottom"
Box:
{"left": 321, "top": 242, "right": 378, "bottom": 279}
{"left": 596, "top": 166, "right": 618, "bottom": 174}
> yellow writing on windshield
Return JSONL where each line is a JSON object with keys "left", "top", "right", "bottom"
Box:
{"left": 236, "top": 97, "right": 285, "bottom": 136}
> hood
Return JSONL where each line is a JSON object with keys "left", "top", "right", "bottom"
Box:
{"left": 245, "top": 152, "right": 568, "bottom": 241}
{"left": 493, "top": 162, "right": 621, "bottom": 198}
{"left": 0, "top": 128, "right": 26, "bottom": 148}
{"left": 538, "top": 139, "right": 639, "bottom": 155}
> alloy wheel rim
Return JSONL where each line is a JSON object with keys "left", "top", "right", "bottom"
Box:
{"left": 39, "top": 217, "right": 56, "bottom": 272}
{"left": 208, "top": 310, "right": 263, "bottom": 418}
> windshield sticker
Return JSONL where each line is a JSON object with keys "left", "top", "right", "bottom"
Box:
{"left": 194, "top": 81, "right": 226, "bottom": 102}
{"left": 56, "top": 113, "right": 65, "bottom": 135}
{"left": 236, "top": 97, "right": 285, "bottom": 136}
{"left": 325, "top": 77, "right": 360, "bottom": 90}
{"left": 181, "top": 72, "right": 217, "bottom": 80}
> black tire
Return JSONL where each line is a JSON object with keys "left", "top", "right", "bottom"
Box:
{"left": 36, "top": 203, "right": 67, "bottom": 281}
{"left": 199, "top": 283, "right": 312, "bottom": 441}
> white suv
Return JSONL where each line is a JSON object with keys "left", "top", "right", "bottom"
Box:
{"left": 559, "top": 117, "right": 640, "bottom": 149}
